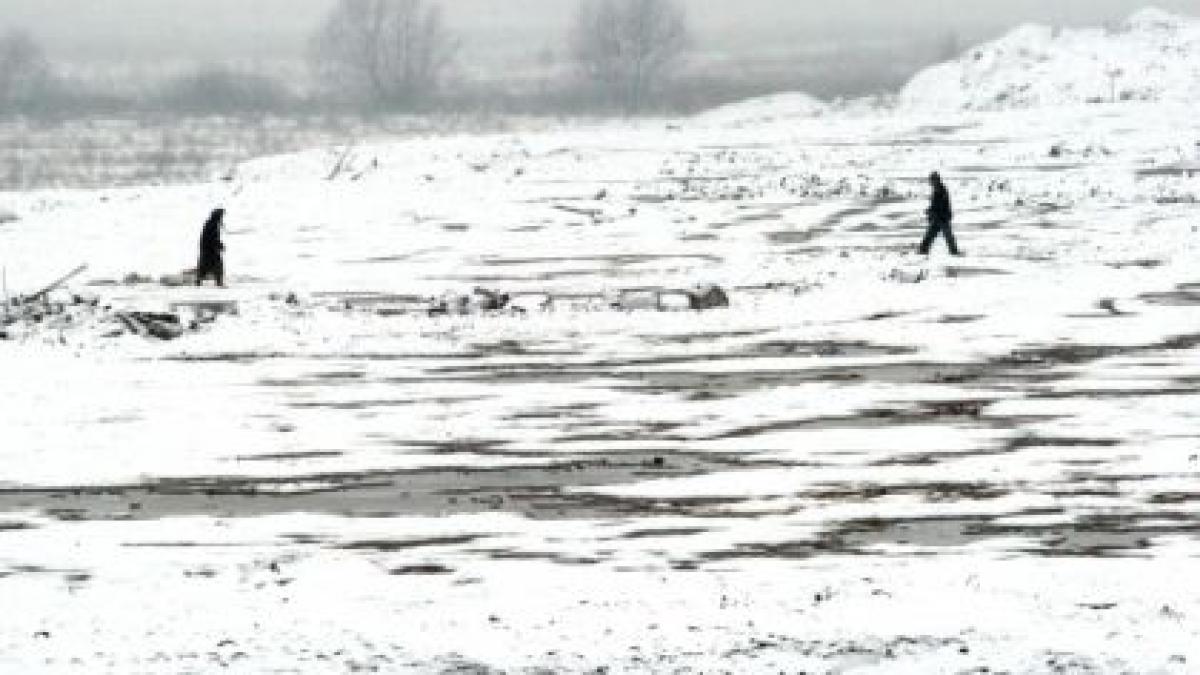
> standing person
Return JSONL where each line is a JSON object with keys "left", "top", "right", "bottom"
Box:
{"left": 196, "top": 208, "right": 226, "bottom": 287}
{"left": 919, "top": 172, "right": 961, "bottom": 256}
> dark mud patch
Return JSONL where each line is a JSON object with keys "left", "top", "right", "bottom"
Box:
{"left": 472, "top": 549, "right": 606, "bottom": 565}
{"left": 235, "top": 451, "right": 345, "bottom": 463}
{"left": 412, "top": 347, "right": 920, "bottom": 387}
{"left": 389, "top": 564, "right": 455, "bottom": 575}
{"left": 742, "top": 340, "right": 916, "bottom": 359}
{"left": 1140, "top": 288, "right": 1200, "bottom": 306}
{"left": 340, "top": 534, "right": 486, "bottom": 552}
{"left": 1105, "top": 259, "right": 1164, "bottom": 270}
{"left": 698, "top": 508, "right": 1200, "bottom": 561}
{"left": 1148, "top": 492, "right": 1200, "bottom": 505}
{"left": 867, "top": 444, "right": 1016, "bottom": 467}
{"left": 767, "top": 201, "right": 889, "bottom": 245}
{"left": 615, "top": 361, "right": 1062, "bottom": 399}
{"left": 735, "top": 211, "right": 784, "bottom": 223}
{"left": 162, "top": 352, "right": 290, "bottom": 364}
{"left": 1026, "top": 387, "right": 1197, "bottom": 401}
{"left": 943, "top": 266, "right": 1012, "bottom": 278}
{"left": 619, "top": 527, "right": 710, "bottom": 540}
{"left": 0, "top": 451, "right": 778, "bottom": 523}
{"left": 937, "top": 315, "right": 985, "bottom": 324}
{"left": 991, "top": 334, "right": 1200, "bottom": 373}
{"left": 637, "top": 329, "right": 772, "bottom": 346}
{"left": 863, "top": 310, "right": 909, "bottom": 322}
{"left": 1135, "top": 164, "right": 1200, "bottom": 178}
{"left": 506, "top": 403, "right": 604, "bottom": 422}
{"left": 803, "top": 481, "right": 1013, "bottom": 504}
{"left": 1004, "top": 435, "right": 1122, "bottom": 451}
{"left": 957, "top": 163, "right": 1086, "bottom": 173}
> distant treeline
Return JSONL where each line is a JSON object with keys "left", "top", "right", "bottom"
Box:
{"left": 0, "top": 0, "right": 952, "bottom": 119}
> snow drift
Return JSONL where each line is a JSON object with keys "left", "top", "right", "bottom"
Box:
{"left": 900, "top": 7, "right": 1200, "bottom": 111}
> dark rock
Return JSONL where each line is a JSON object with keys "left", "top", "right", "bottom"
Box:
{"left": 686, "top": 285, "right": 730, "bottom": 311}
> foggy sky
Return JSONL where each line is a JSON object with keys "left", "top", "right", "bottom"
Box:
{"left": 2, "top": 0, "right": 1198, "bottom": 64}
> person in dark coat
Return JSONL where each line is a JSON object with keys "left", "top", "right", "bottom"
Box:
{"left": 919, "top": 172, "right": 961, "bottom": 256}
{"left": 196, "top": 208, "right": 226, "bottom": 287}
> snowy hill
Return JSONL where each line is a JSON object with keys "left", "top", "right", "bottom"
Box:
{"left": 900, "top": 7, "right": 1200, "bottom": 111}
{"left": 691, "top": 92, "right": 828, "bottom": 128}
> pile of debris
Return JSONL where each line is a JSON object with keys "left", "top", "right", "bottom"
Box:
{"left": 609, "top": 284, "right": 731, "bottom": 312}
{"left": 428, "top": 287, "right": 513, "bottom": 316}
{"left": 109, "top": 312, "right": 185, "bottom": 340}
{"left": 1, "top": 265, "right": 238, "bottom": 343}
{"left": 2, "top": 294, "right": 193, "bottom": 343}
{"left": 342, "top": 284, "right": 733, "bottom": 318}
{"left": 428, "top": 284, "right": 732, "bottom": 316}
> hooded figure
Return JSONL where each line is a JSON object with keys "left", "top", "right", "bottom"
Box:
{"left": 196, "top": 208, "right": 226, "bottom": 287}
{"left": 919, "top": 172, "right": 961, "bottom": 256}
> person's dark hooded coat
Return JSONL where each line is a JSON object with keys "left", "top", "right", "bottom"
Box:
{"left": 929, "top": 175, "right": 953, "bottom": 225}
{"left": 196, "top": 208, "right": 226, "bottom": 286}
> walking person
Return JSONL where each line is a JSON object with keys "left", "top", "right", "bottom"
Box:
{"left": 919, "top": 172, "right": 961, "bottom": 256}
{"left": 196, "top": 208, "right": 226, "bottom": 287}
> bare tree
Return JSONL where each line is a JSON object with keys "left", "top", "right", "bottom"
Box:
{"left": 0, "top": 30, "right": 53, "bottom": 114}
{"left": 570, "top": 0, "right": 689, "bottom": 113}
{"left": 154, "top": 66, "right": 296, "bottom": 115}
{"left": 310, "top": 0, "right": 458, "bottom": 109}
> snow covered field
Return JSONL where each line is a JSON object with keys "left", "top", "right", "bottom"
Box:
{"left": 3, "top": 10, "right": 1200, "bottom": 673}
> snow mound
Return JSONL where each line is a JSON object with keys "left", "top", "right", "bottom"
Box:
{"left": 900, "top": 7, "right": 1200, "bottom": 111}
{"left": 693, "top": 92, "right": 828, "bottom": 128}
{"left": 0, "top": 206, "right": 18, "bottom": 224}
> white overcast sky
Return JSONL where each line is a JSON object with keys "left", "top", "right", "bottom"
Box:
{"left": 1, "top": 0, "right": 1197, "bottom": 62}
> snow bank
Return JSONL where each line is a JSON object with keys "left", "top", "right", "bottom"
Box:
{"left": 900, "top": 7, "right": 1200, "bottom": 111}
{"left": 692, "top": 92, "right": 828, "bottom": 128}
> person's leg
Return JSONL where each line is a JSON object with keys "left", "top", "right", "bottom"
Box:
{"left": 215, "top": 259, "right": 225, "bottom": 288}
{"left": 942, "top": 220, "right": 961, "bottom": 255}
{"left": 918, "top": 216, "right": 939, "bottom": 254}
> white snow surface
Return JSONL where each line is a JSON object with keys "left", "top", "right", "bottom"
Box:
{"left": 3, "top": 20, "right": 1200, "bottom": 670}
{"left": 901, "top": 7, "right": 1200, "bottom": 111}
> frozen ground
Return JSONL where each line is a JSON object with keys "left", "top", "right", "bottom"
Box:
{"left": 3, "top": 18, "right": 1200, "bottom": 672}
